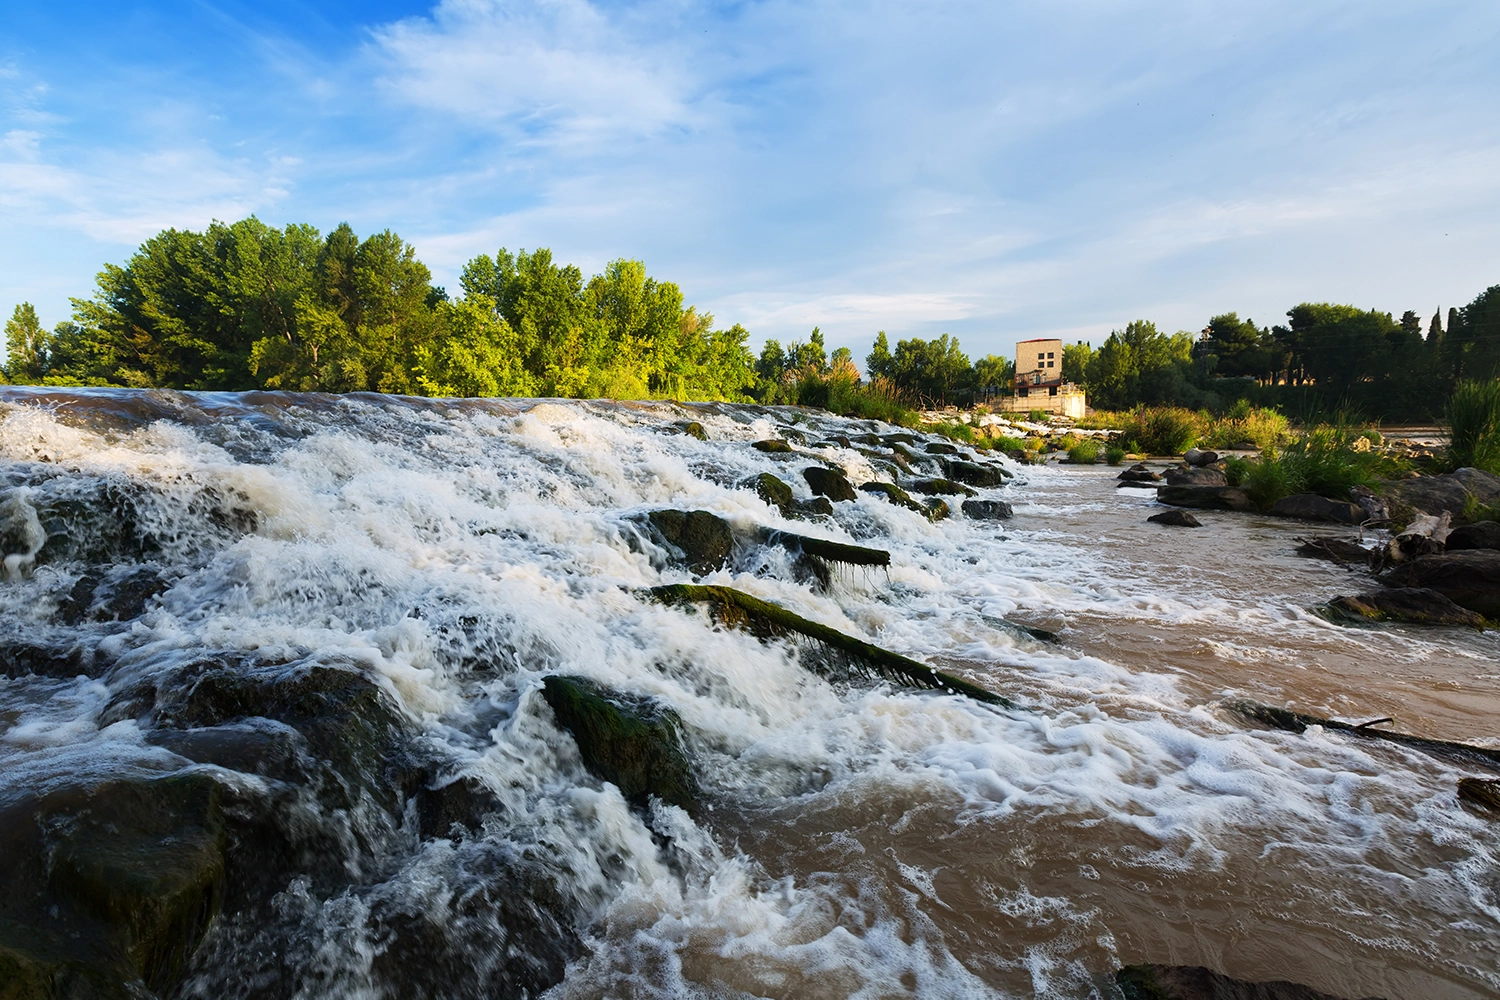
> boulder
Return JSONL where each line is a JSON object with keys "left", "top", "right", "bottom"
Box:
{"left": 1459, "top": 777, "right": 1500, "bottom": 814}
{"left": 1387, "top": 467, "right": 1500, "bottom": 522}
{"left": 744, "top": 472, "right": 794, "bottom": 515}
{"left": 1117, "top": 964, "right": 1379, "bottom": 1000}
{"left": 961, "top": 499, "right": 1013, "bottom": 520}
{"left": 1328, "top": 588, "right": 1485, "bottom": 628}
{"left": 1156, "top": 485, "right": 1254, "bottom": 511}
{"left": 924, "top": 442, "right": 959, "bottom": 455}
{"left": 859, "top": 481, "right": 927, "bottom": 516}
{"left": 1446, "top": 520, "right": 1500, "bottom": 551}
{"left": 1164, "top": 466, "right": 1227, "bottom": 486}
{"left": 1295, "top": 537, "right": 1370, "bottom": 565}
{"left": 540, "top": 676, "right": 696, "bottom": 811}
{"left": 1148, "top": 509, "right": 1202, "bottom": 527}
{"left": 1116, "top": 469, "right": 1162, "bottom": 483}
{"left": 1183, "top": 448, "right": 1219, "bottom": 467}
{"left": 645, "top": 509, "right": 733, "bottom": 574}
{"left": 906, "top": 478, "right": 977, "bottom": 497}
{"left": 751, "top": 439, "right": 793, "bottom": 453}
{"left": 802, "top": 466, "right": 858, "bottom": 502}
{"left": 1378, "top": 549, "right": 1500, "bottom": 618}
{"left": 924, "top": 498, "right": 951, "bottom": 521}
{"left": 672, "top": 421, "right": 707, "bottom": 441}
{"left": 1268, "top": 494, "right": 1365, "bottom": 524}
{"left": 942, "top": 459, "right": 1009, "bottom": 487}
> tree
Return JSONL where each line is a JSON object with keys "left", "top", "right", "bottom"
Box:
{"left": 1083, "top": 320, "right": 1196, "bottom": 409}
{"left": 866, "top": 332, "right": 894, "bottom": 381}
{"left": 1429, "top": 310, "right": 1443, "bottom": 347}
{"left": 973, "top": 354, "right": 1014, "bottom": 400}
{"left": 4, "top": 303, "right": 48, "bottom": 383}
{"left": 887, "top": 334, "right": 974, "bottom": 405}
{"left": 1061, "top": 341, "right": 1093, "bottom": 385}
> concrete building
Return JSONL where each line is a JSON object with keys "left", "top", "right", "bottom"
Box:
{"left": 994, "top": 337, "right": 1087, "bottom": 418}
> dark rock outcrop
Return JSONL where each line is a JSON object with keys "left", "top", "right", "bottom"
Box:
{"left": 1295, "top": 537, "right": 1371, "bottom": 566}
{"left": 751, "top": 438, "right": 793, "bottom": 453}
{"left": 961, "top": 499, "right": 1013, "bottom": 520}
{"left": 942, "top": 460, "right": 1009, "bottom": 487}
{"left": 801, "top": 466, "right": 858, "bottom": 502}
{"left": 646, "top": 509, "right": 733, "bottom": 574}
{"left": 1163, "top": 466, "right": 1227, "bottom": 487}
{"left": 673, "top": 421, "right": 707, "bottom": 441}
{"left": 540, "top": 676, "right": 696, "bottom": 811}
{"left": 1446, "top": 520, "right": 1500, "bottom": 551}
{"left": 1117, "top": 964, "right": 1381, "bottom": 1000}
{"left": 1328, "top": 588, "right": 1484, "bottom": 628}
{"left": 859, "top": 481, "right": 928, "bottom": 516}
{"left": 906, "top": 478, "right": 977, "bottom": 497}
{"left": 1182, "top": 448, "right": 1220, "bottom": 467}
{"left": 1148, "top": 509, "right": 1201, "bottom": 527}
{"left": 745, "top": 472, "right": 794, "bottom": 515}
{"left": 1459, "top": 777, "right": 1500, "bottom": 814}
{"left": 1116, "top": 468, "right": 1162, "bottom": 483}
{"left": 1378, "top": 549, "right": 1500, "bottom": 618}
{"left": 1387, "top": 467, "right": 1500, "bottom": 522}
{"left": 1156, "top": 485, "right": 1253, "bottom": 511}
{"left": 924, "top": 442, "right": 958, "bottom": 455}
{"left": 1268, "top": 494, "right": 1364, "bottom": 524}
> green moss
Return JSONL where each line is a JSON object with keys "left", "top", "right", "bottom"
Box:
{"left": 649, "top": 584, "right": 1013, "bottom": 707}
{"left": 858, "top": 481, "right": 927, "bottom": 516}
{"left": 751, "top": 439, "right": 793, "bottom": 453}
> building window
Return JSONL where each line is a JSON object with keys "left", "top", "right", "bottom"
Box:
{"left": 1049, "top": 385, "right": 1058, "bottom": 396}
{"left": 1047, "top": 361, "right": 1054, "bottom": 367}
{"left": 1032, "top": 373, "right": 1041, "bottom": 385}
{"left": 1037, "top": 353, "right": 1045, "bottom": 360}
{"left": 1047, "top": 352, "right": 1054, "bottom": 359}
{"left": 1018, "top": 386, "right": 1029, "bottom": 397}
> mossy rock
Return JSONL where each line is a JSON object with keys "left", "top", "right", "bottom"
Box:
{"left": 924, "top": 498, "right": 951, "bottom": 521}
{"left": 645, "top": 509, "right": 733, "bottom": 575}
{"left": 673, "top": 421, "right": 707, "bottom": 440}
{"left": 942, "top": 459, "right": 1010, "bottom": 487}
{"left": 906, "top": 478, "right": 976, "bottom": 497}
{"left": 801, "top": 467, "right": 857, "bottom": 502}
{"left": 751, "top": 439, "right": 793, "bottom": 453}
{"left": 859, "top": 481, "right": 926, "bottom": 516}
{"left": 745, "top": 472, "right": 795, "bottom": 515}
{"left": 924, "top": 442, "right": 959, "bottom": 455}
{"left": 540, "top": 676, "right": 696, "bottom": 811}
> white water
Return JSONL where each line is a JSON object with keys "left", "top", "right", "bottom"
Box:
{"left": 1, "top": 390, "right": 1497, "bottom": 999}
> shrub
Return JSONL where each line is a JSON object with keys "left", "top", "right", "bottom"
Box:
{"left": 1223, "top": 455, "right": 1251, "bottom": 486}
{"left": 1105, "top": 444, "right": 1126, "bottom": 466}
{"left": 1446, "top": 379, "right": 1500, "bottom": 473}
{"left": 990, "top": 435, "right": 1024, "bottom": 452}
{"left": 1068, "top": 440, "right": 1100, "bottom": 464}
{"left": 1024, "top": 436, "right": 1047, "bottom": 452}
{"left": 1028, "top": 409, "right": 1048, "bottom": 423}
{"left": 1238, "top": 426, "right": 1410, "bottom": 509}
{"left": 1119, "top": 407, "right": 1200, "bottom": 455}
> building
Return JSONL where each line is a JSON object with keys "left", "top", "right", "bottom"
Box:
{"left": 993, "top": 337, "right": 1087, "bottom": 418}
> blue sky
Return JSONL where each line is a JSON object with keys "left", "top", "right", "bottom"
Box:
{"left": 4, "top": 1, "right": 1499, "bottom": 365}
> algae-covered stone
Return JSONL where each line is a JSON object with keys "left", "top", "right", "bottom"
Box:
{"left": 673, "top": 421, "right": 707, "bottom": 440}
{"left": 924, "top": 498, "right": 951, "bottom": 521}
{"left": 745, "top": 472, "right": 794, "bottom": 515}
{"left": 1328, "top": 588, "right": 1484, "bottom": 628}
{"left": 802, "top": 467, "right": 858, "bottom": 502}
{"left": 943, "top": 460, "right": 1008, "bottom": 487}
{"left": 752, "top": 439, "right": 793, "bottom": 453}
{"left": 646, "top": 509, "right": 733, "bottom": 574}
{"left": 540, "top": 676, "right": 696, "bottom": 811}
{"left": 859, "top": 481, "right": 926, "bottom": 515}
{"left": 906, "top": 478, "right": 976, "bottom": 497}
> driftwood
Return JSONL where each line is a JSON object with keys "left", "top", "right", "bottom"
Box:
{"left": 1227, "top": 699, "right": 1500, "bottom": 774}
{"left": 649, "top": 584, "right": 1013, "bottom": 707}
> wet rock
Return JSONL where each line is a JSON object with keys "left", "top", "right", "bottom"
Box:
{"left": 1378, "top": 550, "right": 1500, "bottom": 618}
{"left": 1164, "top": 466, "right": 1227, "bottom": 487}
{"left": 859, "top": 481, "right": 927, "bottom": 515}
{"left": 145, "top": 722, "right": 306, "bottom": 784}
{"left": 1182, "top": 448, "right": 1220, "bottom": 467}
{"left": 56, "top": 565, "right": 169, "bottom": 624}
{"left": 1228, "top": 698, "right": 1500, "bottom": 772}
{"left": 1295, "top": 537, "right": 1371, "bottom": 566}
{"left": 924, "top": 498, "right": 951, "bottom": 521}
{"left": 1446, "top": 520, "right": 1500, "bottom": 551}
{"left": 1458, "top": 777, "right": 1500, "bottom": 814}
{"left": 1117, "top": 964, "right": 1381, "bottom": 1000}
{"left": 540, "top": 676, "right": 696, "bottom": 811}
{"left": 802, "top": 466, "right": 858, "bottom": 502}
{"left": 1148, "top": 509, "right": 1202, "bottom": 527}
{"left": 1269, "top": 494, "right": 1365, "bottom": 524}
{"left": 1, "top": 636, "right": 105, "bottom": 679}
{"left": 943, "top": 459, "right": 1009, "bottom": 487}
{"left": 0, "top": 773, "right": 227, "bottom": 998}
{"left": 906, "top": 478, "right": 977, "bottom": 497}
{"left": 795, "top": 496, "right": 836, "bottom": 518}
{"left": 1116, "top": 468, "right": 1162, "bottom": 483}
{"left": 924, "top": 442, "right": 959, "bottom": 455}
{"left": 1328, "top": 588, "right": 1485, "bottom": 628}
{"left": 414, "top": 774, "right": 505, "bottom": 839}
{"left": 759, "top": 528, "right": 891, "bottom": 569}
{"left": 961, "top": 499, "right": 1013, "bottom": 520}
{"left": 645, "top": 509, "right": 733, "bottom": 575}
{"left": 751, "top": 439, "right": 793, "bottom": 453}
{"left": 879, "top": 433, "right": 918, "bottom": 447}
{"left": 744, "top": 472, "right": 794, "bottom": 516}
{"left": 672, "top": 420, "right": 707, "bottom": 441}
{"left": 1350, "top": 485, "right": 1389, "bottom": 523}
{"left": 1156, "top": 485, "right": 1254, "bottom": 511}
{"left": 1387, "top": 467, "right": 1500, "bottom": 522}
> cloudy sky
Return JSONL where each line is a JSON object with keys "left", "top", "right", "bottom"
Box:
{"left": 3, "top": 0, "right": 1498, "bottom": 363}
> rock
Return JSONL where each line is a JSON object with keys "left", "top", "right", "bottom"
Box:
{"left": 1164, "top": 466, "right": 1227, "bottom": 486}
{"left": 413, "top": 774, "right": 504, "bottom": 840}
{"left": 751, "top": 438, "right": 793, "bottom": 453}
{"left": 759, "top": 529, "right": 890, "bottom": 568}
{"left": 744, "top": 472, "right": 794, "bottom": 516}
{"left": 1350, "top": 485, "right": 1389, "bottom": 523}
{"left": 906, "top": 478, "right": 977, "bottom": 497}
{"left": 1116, "top": 469, "right": 1162, "bottom": 483}
{"left": 1387, "top": 468, "right": 1500, "bottom": 522}
{"left": 645, "top": 509, "right": 733, "bottom": 574}
{"left": 1183, "top": 448, "right": 1219, "bottom": 467}
{"left": 794, "top": 496, "right": 835, "bottom": 518}
{"left": 961, "top": 499, "right": 1013, "bottom": 520}
{"left": 859, "top": 481, "right": 927, "bottom": 515}
{"left": 1458, "top": 777, "right": 1500, "bottom": 814}
{"left": 1378, "top": 550, "right": 1500, "bottom": 618}
{"left": 55, "top": 565, "right": 169, "bottom": 624}
{"left": 540, "top": 676, "right": 695, "bottom": 811}
{"left": 673, "top": 421, "right": 707, "bottom": 441}
{"left": 942, "top": 459, "right": 1009, "bottom": 487}
{"left": 924, "top": 442, "right": 959, "bottom": 455}
{"left": 801, "top": 466, "right": 858, "bottom": 502}
{"left": 0, "top": 773, "right": 227, "bottom": 998}
{"left": 1148, "top": 509, "right": 1202, "bottom": 527}
{"left": 1446, "top": 520, "right": 1500, "bottom": 551}
{"left": 1156, "top": 485, "right": 1254, "bottom": 511}
{"left": 1268, "top": 494, "right": 1365, "bottom": 524}
{"left": 1117, "top": 964, "right": 1379, "bottom": 1000}
{"left": 924, "top": 498, "right": 951, "bottom": 521}
{"left": 1295, "top": 537, "right": 1371, "bottom": 565}
{"left": 1328, "top": 588, "right": 1485, "bottom": 628}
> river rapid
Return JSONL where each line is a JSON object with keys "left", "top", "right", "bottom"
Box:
{"left": 0, "top": 389, "right": 1496, "bottom": 1000}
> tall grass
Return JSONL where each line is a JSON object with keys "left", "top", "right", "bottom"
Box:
{"left": 1445, "top": 379, "right": 1500, "bottom": 473}
{"left": 1079, "top": 403, "right": 1289, "bottom": 453}
{"left": 1239, "top": 425, "right": 1408, "bottom": 509}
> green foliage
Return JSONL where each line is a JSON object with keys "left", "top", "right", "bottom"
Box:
{"left": 1445, "top": 379, "right": 1500, "bottom": 473}
{"left": 1082, "top": 320, "right": 1198, "bottom": 410}
{"left": 973, "top": 354, "right": 1014, "bottom": 394}
{"left": 1061, "top": 341, "right": 1093, "bottom": 384}
{"left": 1223, "top": 455, "right": 1252, "bottom": 486}
{"left": 4, "top": 303, "right": 46, "bottom": 383}
{"left": 1105, "top": 444, "right": 1126, "bottom": 466}
{"left": 1196, "top": 401, "right": 1290, "bottom": 450}
{"left": 1117, "top": 407, "right": 1200, "bottom": 455}
{"left": 991, "top": 435, "right": 1025, "bottom": 452}
{"left": 1028, "top": 409, "right": 1048, "bottom": 422}
{"left": 1239, "top": 426, "right": 1407, "bottom": 509}
{"left": 1068, "top": 440, "right": 1100, "bottom": 464}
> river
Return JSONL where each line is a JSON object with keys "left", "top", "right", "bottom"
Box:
{"left": 0, "top": 390, "right": 1495, "bottom": 1000}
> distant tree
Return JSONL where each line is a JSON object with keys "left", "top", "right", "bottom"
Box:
{"left": 1446, "top": 285, "right": 1500, "bottom": 382}
{"left": 1400, "top": 310, "right": 1423, "bottom": 339}
{"left": 4, "top": 303, "right": 48, "bottom": 383}
{"left": 866, "top": 331, "right": 894, "bottom": 381}
{"left": 1061, "top": 340, "right": 1094, "bottom": 385}
{"left": 1429, "top": 309, "right": 1443, "bottom": 346}
{"left": 887, "top": 334, "right": 974, "bottom": 405}
{"left": 1083, "top": 320, "right": 1196, "bottom": 409}
{"left": 973, "top": 354, "right": 1013, "bottom": 398}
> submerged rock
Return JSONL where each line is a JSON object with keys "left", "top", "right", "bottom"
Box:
{"left": 1458, "top": 777, "right": 1500, "bottom": 814}
{"left": 1156, "top": 485, "right": 1253, "bottom": 511}
{"left": 1117, "top": 964, "right": 1381, "bottom": 1000}
{"left": 924, "top": 498, "right": 951, "bottom": 521}
{"left": 1295, "top": 537, "right": 1371, "bottom": 565}
{"left": 1269, "top": 493, "right": 1365, "bottom": 524}
{"left": 906, "top": 478, "right": 977, "bottom": 497}
{"left": 1446, "top": 520, "right": 1500, "bottom": 551}
{"left": 540, "top": 676, "right": 695, "bottom": 811}
{"left": 672, "top": 420, "right": 707, "bottom": 441}
{"left": 1148, "top": 509, "right": 1202, "bottom": 527}
{"left": 645, "top": 509, "right": 733, "bottom": 575}
{"left": 961, "top": 499, "right": 1013, "bottom": 520}
{"left": 1378, "top": 550, "right": 1500, "bottom": 618}
{"left": 1328, "top": 588, "right": 1485, "bottom": 628}
{"left": 801, "top": 466, "right": 858, "bottom": 502}
{"left": 859, "top": 481, "right": 928, "bottom": 516}
{"left": 1227, "top": 699, "right": 1500, "bottom": 773}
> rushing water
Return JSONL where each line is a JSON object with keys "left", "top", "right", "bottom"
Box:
{"left": 0, "top": 389, "right": 1496, "bottom": 1000}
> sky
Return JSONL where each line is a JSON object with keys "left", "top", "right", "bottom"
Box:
{"left": 3, "top": 0, "right": 1499, "bottom": 365}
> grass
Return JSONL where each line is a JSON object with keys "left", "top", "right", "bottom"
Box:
{"left": 1105, "top": 444, "right": 1126, "bottom": 466}
{"left": 1445, "top": 379, "right": 1500, "bottom": 473}
{"left": 1079, "top": 403, "right": 1290, "bottom": 454}
{"left": 1068, "top": 440, "right": 1100, "bottom": 464}
{"left": 1236, "top": 425, "right": 1410, "bottom": 510}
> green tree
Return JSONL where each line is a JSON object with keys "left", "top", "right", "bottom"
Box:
{"left": 1428, "top": 309, "right": 1443, "bottom": 347}
{"left": 888, "top": 334, "right": 974, "bottom": 405}
{"left": 4, "top": 303, "right": 48, "bottom": 383}
{"left": 1061, "top": 341, "right": 1093, "bottom": 385}
{"left": 866, "top": 332, "right": 894, "bottom": 381}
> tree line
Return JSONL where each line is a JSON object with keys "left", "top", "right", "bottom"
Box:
{"left": 1, "top": 217, "right": 759, "bottom": 401}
